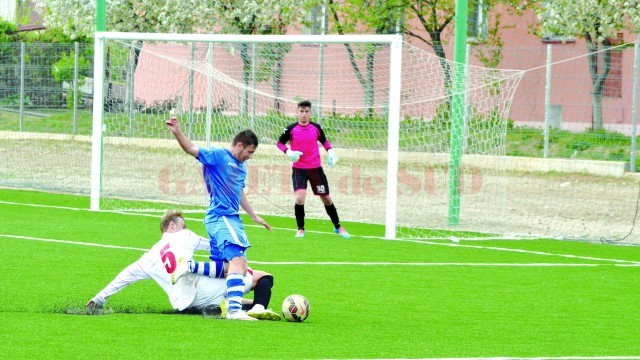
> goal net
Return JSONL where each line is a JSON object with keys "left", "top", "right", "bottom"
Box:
{"left": 91, "top": 32, "right": 524, "bottom": 240}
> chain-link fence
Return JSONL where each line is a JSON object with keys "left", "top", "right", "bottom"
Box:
{"left": 483, "top": 41, "right": 639, "bottom": 167}
{"left": 0, "top": 42, "right": 94, "bottom": 134}
{"left": 1, "top": 41, "right": 638, "bottom": 163}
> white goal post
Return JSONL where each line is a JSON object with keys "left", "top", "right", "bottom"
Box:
{"left": 90, "top": 32, "right": 404, "bottom": 239}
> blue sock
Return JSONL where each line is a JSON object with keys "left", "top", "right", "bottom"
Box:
{"left": 189, "top": 260, "right": 225, "bottom": 278}
{"left": 226, "top": 273, "right": 245, "bottom": 313}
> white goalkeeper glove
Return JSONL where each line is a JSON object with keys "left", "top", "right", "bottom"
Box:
{"left": 286, "top": 149, "right": 303, "bottom": 162}
{"left": 327, "top": 149, "right": 339, "bottom": 166}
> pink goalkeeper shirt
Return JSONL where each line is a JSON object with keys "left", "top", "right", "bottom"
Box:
{"left": 277, "top": 121, "right": 332, "bottom": 169}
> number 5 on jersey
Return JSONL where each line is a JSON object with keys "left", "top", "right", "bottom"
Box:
{"left": 159, "top": 243, "right": 177, "bottom": 274}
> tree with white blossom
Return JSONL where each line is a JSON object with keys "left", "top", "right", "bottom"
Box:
{"left": 206, "top": 0, "right": 305, "bottom": 114}
{"left": 35, "top": 0, "right": 216, "bottom": 37}
{"left": 36, "top": 0, "right": 305, "bottom": 113}
{"left": 533, "top": 0, "right": 640, "bottom": 130}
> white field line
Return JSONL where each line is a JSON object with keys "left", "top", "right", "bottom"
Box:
{"left": 337, "top": 357, "right": 640, "bottom": 360}
{"left": 0, "top": 234, "right": 148, "bottom": 251}
{"left": 381, "top": 238, "right": 640, "bottom": 265}
{"left": 0, "top": 234, "right": 637, "bottom": 268}
{"left": 2, "top": 200, "right": 640, "bottom": 266}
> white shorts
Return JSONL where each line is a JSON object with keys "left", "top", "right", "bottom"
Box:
{"left": 188, "top": 272, "right": 253, "bottom": 308}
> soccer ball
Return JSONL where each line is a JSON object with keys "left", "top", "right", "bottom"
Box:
{"left": 281, "top": 294, "right": 310, "bottom": 322}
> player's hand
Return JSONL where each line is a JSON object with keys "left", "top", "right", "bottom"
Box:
{"left": 286, "top": 149, "right": 303, "bottom": 162}
{"left": 327, "top": 149, "right": 339, "bottom": 166}
{"left": 253, "top": 215, "right": 272, "bottom": 231}
{"left": 86, "top": 299, "right": 102, "bottom": 309}
{"left": 165, "top": 116, "right": 180, "bottom": 133}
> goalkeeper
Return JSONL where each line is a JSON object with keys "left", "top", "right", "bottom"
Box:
{"left": 276, "top": 100, "right": 350, "bottom": 239}
{"left": 86, "top": 211, "right": 280, "bottom": 321}
{"left": 166, "top": 117, "right": 272, "bottom": 321}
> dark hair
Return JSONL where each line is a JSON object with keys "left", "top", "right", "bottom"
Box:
{"left": 233, "top": 129, "right": 259, "bottom": 147}
{"left": 298, "top": 100, "right": 312, "bottom": 108}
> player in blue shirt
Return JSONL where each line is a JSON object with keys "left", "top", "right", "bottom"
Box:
{"left": 166, "top": 116, "right": 272, "bottom": 321}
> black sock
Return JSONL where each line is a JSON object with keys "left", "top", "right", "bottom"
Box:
{"left": 295, "top": 204, "right": 305, "bottom": 230}
{"left": 253, "top": 275, "right": 274, "bottom": 308}
{"left": 325, "top": 203, "right": 340, "bottom": 229}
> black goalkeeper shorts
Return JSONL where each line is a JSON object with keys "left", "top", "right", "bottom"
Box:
{"left": 292, "top": 167, "right": 330, "bottom": 195}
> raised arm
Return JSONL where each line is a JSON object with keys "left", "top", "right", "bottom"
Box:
{"left": 166, "top": 116, "right": 199, "bottom": 158}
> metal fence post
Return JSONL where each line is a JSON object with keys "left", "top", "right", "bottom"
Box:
{"left": 631, "top": 39, "right": 639, "bottom": 172}
{"left": 543, "top": 43, "right": 552, "bottom": 158}
{"left": 19, "top": 42, "right": 25, "bottom": 131}
{"left": 73, "top": 42, "right": 79, "bottom": 133}
{"left": 128, "top": 42, "right": 135, "bottom": 137}
{"left": 317, "top": 1, "right": 327, "bottom": 125}
{"left": 463, "top": 43, "right": 471, "bottom": 153}
{"left": 188, "top": 42, "right": 195, "bottom": 138}
{"left": 206, "top": 42, "right": 213, "bottom": 147}
{"left": 251, "top": 42, "right": 256, "bottom": 130}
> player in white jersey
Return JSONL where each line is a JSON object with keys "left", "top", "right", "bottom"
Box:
{"left": 86, "top": 211, "right": 280, "bottom": 320}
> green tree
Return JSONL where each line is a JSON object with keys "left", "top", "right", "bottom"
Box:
{"left": 0, "top": 19, "right": 19, "bottom": 102}
{"left": 52, "top": 51, "right": 91, "bottom": 108}
{"left": 0, "top": 18, "right": 18, "bottom": 43}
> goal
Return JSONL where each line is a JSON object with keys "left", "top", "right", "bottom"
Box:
{"left": 90, "top": 32, "right": 524, "bottom": 240}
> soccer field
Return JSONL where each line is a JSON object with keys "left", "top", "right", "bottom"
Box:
{"left": 1, "top": 188, "right": 639, "bottom": 359}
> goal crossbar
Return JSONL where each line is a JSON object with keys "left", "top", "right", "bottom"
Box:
{"left": 94, "top": 31, "right": 403, "bottom": 45}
